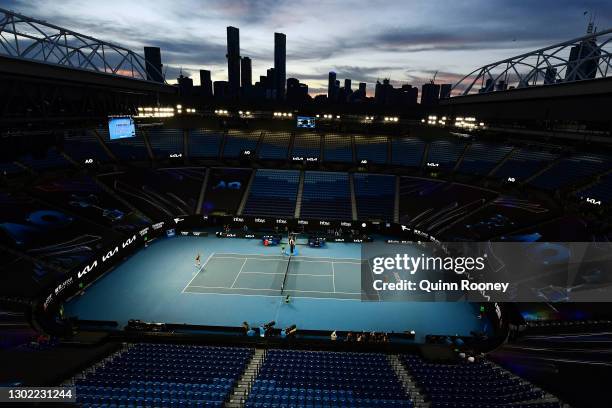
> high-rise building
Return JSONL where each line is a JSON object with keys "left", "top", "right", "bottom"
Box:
{"left": 266, "top": 68, "right": 276, "bottom": 99}
{"left": 144, "top": 47, "right": 163, "bottom": 83}
{"left": 241, "top": 57, "right": 252, "bottom": 89}
{"left": 344, "top": 78, "right": 352, "bottom": 93}
{"left": 439, "top": 84, "right": 452, "bottom": 99}
{"left": 177, "top": 72, "right": 193, "bottom": 96}
{"left": 565, "top": 39, "right": 600, "bottom": 81}
{"left": 213, "top": 81, "right": 229, "bottom": 99}
{"left": 328, "top": 72, "right": 337, "bottom": 101}
{"left": 421, "top": 83, "right": 441, "bottom": 106}
{"left": 544, "top": 67, "right": 557, "bottom": 85}
{"left": 358, "top": 82, "right": 366, "bottom": 95}
{"left": 226, "top": 26, "right": 240, "bottom": 99}
{"left": 200, "top": 70, "right": 212, "bottom": 97}
{"left": 401, "top": 84, "right": 418, "bottom": 105}
{"left": 286, "top": 77, "right": 309, "bottom": 103}
{"left": 274, "top": 32, "right": 286, "bottom": 100}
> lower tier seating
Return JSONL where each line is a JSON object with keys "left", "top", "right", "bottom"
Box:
{"left": 75, "top": 343, "right": 253, "bottom": 408}
{"left": 246, "top": 349, "right": 413, "bottom": 408}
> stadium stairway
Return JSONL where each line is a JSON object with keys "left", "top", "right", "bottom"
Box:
{"left": 196, "top": 168, "right": 211, "bottom": 215}
{"left": 225, "top": 348, "right": 267, "bottom": 408}
{"left": 294, "top": 170, "right": 305, "bottom": 218}
{"left": 237, "top": 170, "right": 256, "bottom": 216}
{"left": 349, "top": 173, "right": 358, "bottom": 220}
{"left": 387, "top": 355, "right": 429, "bottom": 408}
{"left": 487, "top": 360, "right": 563, "bottom": 408}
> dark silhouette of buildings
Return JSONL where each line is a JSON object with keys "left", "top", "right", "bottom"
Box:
{"left": 373, "top": 79, "right": 419, "bottom": 107}
{"left": 241, "top": 57, "right": 252, "bottom": 89}
{"left": 286, "top": 77, "right": 309, "bottom": 104}
{"left": 421, "top": 82, "right": 441, "bottom": 106}
{"left": 168, "top": 25, "right": 432, "bottom": 111}
{"left": 177, "top": 71, "right": 193, "bottom": 96}
{"left": 200, "top": 70, "right": 212, "bottom": 97}
{"left": 440, "top": 83, "right": 452, "bottom": 99}
{"left": 214, "top": 81, "right": 229, "bottom": 99}
{"left": 144, "top": 47, "right": 163, "bottom": 83}
{"left": 274, "top": 33, "right": 286, "bottom": 100}
{"left": 344, "top": 79, "right": 352, "bottom": 93}
{"left": 328, "top": 72, "right": 337, "bottom": 101}
{"left": 565, "top": 34, "right": 600, "bottom": 81}
{"left": 226, "top": 26, "right": 241, "bottom": 99}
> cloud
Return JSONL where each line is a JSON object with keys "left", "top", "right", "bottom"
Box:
{"left": 2, "top": 0, "right": 611, "bottom": 89}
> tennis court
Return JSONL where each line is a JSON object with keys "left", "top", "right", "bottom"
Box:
{"left": 182, "top": 253, "right": 370, "bottom": 300}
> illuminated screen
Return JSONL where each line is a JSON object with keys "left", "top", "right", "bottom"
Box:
{"left": 296, "top": 116, "right": 316, "bottom": 129}
{"left": 108, "top": 116, "right": 136, "bottom": 140}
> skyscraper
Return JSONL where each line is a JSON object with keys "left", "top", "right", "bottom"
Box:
{"left": 421, "top": 83, "right": 441, "bottom": 105}
{"left": 358, "top": 82, "right": 367, "bottom": 96}
{"left": 144, "top": 47, "right": 163, "bottom": 83}
{"left": 274, "top": 32, "right": 286, "bottom": 100}
{"left": 241, "top": 57, "right": 252, "bottom": 89}
{"left": 328, "top": 72, "right": 337, "bottom": 101}
{"left": 226, "top": 26, "right": 240, "bottom": 99}
{"left": 177, "top": 71, "right": 193, "bottom": 96}
{"left": 439, "top": 84, "right": 452, "bottom": 99}
{"left": 344, "top": 78, "right": 352, "bottom": 93}
{"left": 200, "top": 70, "right": 212, "bottom": 97}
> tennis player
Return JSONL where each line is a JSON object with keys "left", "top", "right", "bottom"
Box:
{"left": 289, "top": 235, "right": 295, "bottom": 255}
{"left": 195, "top": 253, "right": 201, "bottom": 267}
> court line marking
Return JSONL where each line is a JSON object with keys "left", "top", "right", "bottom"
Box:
{"left": 182, "top": 289, "right": 361, "bottom": 301}
{"left": 331, "top": 262, "right": 336, "bottom": 292}
{"left": 213, "top": 255, "right": 362, "bottom": 265}
{"left": 367, "top": 258, "right": 381, "bottom": 301}
{"left": 211, "top": 252, "right": 363, "bottom": 263}
{"left": 240, "top": 271, "right": 333, "bottom": 277}
{"left": 181, "top": 252, "right": 215, "bottom": 293}
{"left": 230, "top": 258, "right": 247, "bottom": 288}
{"left": 186, "top": 285, "right": 361, "bottom": 295}
{"left": 183, "top": 252, "right": 367, "bottom": 300}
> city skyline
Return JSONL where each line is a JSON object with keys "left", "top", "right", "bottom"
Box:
{"left": 4, "top": 0, "right": 611, "bottom": 95}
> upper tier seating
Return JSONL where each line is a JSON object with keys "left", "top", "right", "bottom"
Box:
{"left": 529, "top": 154, "right": 610, "bottom": 190}
{"left": 147, "top": 128, "right": 184, "bottom": 159}
{"left": 258, "top": 132, "right": 291, "bottom": 160}
{"left": 391, "top": 137, "right": 425, "bottom": 167}
{"left": 457, "top": 142, "right": 513, "bottom": 175}
{"left": 354, "top": 173, "right": 395, "bottom": 220}
{"left": 243, "top": 169, "right": 300, "bottom": 217}
{"left": 101, "top": 127, "right": 149, "bottom": 161}
{"left": 223, "top": 131, "right": 260, "bottom": 158}
{"left": 355, "top": 135, "right": 388, "bottom": 164}
{"left": 189, "top": 129, "right": 223, "bottom": 158}
{"left": 493, "top": 148, "right": 558, "bottom": 182}
{"left": 75, "top": 343, "right": 253, "bottom": 408}
{"left": 61, "top": 130, "right": 111, "bottom": 163}
{"left": 426, "top": 140, "right": 467, "bottom": 171}
{"left": 292, "top": 133, "right": 321, "bottom": 159}
{"left": 324, "top": 134, "right": 353, "bottom": 163}
{"left": 301, "top": 171, "right": 352, "bottom": 220}
{"left": 18, "top": 147, "right": 73, "bottom": 171}
{"left": 246, "top": 349, "right": 413, "bottom": 408}
{"left": 400, "top": 354, "right": 549, "bottom": 408}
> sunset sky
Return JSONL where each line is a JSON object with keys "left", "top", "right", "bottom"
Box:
{"left": 4, "top": 0, "right": 610, "bottom": 95}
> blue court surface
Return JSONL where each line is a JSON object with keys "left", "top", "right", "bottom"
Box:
{"left": 65, "top": 235, "right": 488, "bottom": 342}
